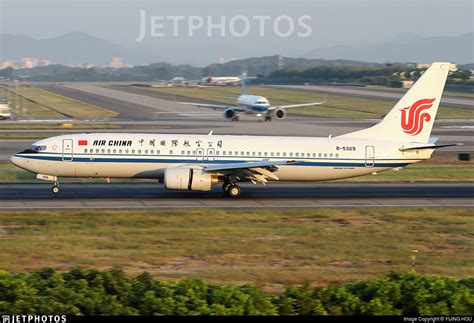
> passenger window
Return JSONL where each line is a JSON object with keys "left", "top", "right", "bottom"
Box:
{"left": 192, "top": 150, "right": 196, "bottom": 155}
{"left": 84, "top": 149, "right": 88, "bottom": 153}
{"left": 277, "top": 152, "right": 280, "bottom": 157}
{"left": 119, "top": 149, "right": 122, "bottom": 154}
{"left": 295, "top": 153, "right": 298, "bottom": 157}
{"left": 252, "top": 152, "right": 256, "bottom": 156}
{"left": 335, "top": 153, "right": 339, "bottom": 158}
{"left": 330, "top": 153, "right": 333, "bottom": 158}
{"left": 138, "top": 150, "right": 141, "bottom": 154}
{"left": 258, "top": 152, "right": 261, "bottom": 156}
{"left": 216, "top": 151, "right": 220, "bottom": 156}
{"left": 223, "top": 151, "right": 226, "bottom": 156}
{"left": 157, "top": 150, "right": 160, "bottom": 154}
{"left": 101, "top": 149, "right": 105, "bottom": 153}
{"left": 289, "top": 153, "right": 293, "bottom": 157}
{"left": 145, "top": 150, "right": 148, "bottom": 154}
{"left": 318, "top": 153, "right": 322, "bottom": 158}
{"left": 113, "top": 149, "right": 116, "bottom": 154}
{"left": 131, "top": 150, "right": 135, "bottom": 154}
{"left": 283, "top": 152, "right": 287, "bottom": 157}
{"left": 107, "top": 149, "right": 111, "bottom": 153}
{"left": 169, "top": 150, "right": 173, "bottom": 154}
{"left": 246, "top": 152, "right": 250, "bottom": 156}
{"left": 324, "top": 153, "right": 327, "bottom": 158}
{"left": 241, "top": 151, "right": 244, "bottom": 156}
{"left": 187, "top": 150, "right": 191, "bottom": 155}
{"left": 181, "top": 150, "right": 185, "bottom": 155}
{"left": 150, "top": 150, "right": 154, "bottom": 154}
{"left": 95, "top": 149, "right": 99, "bottom": 153}
{"left": 125, "top": 149, "right": 129, "bottom": 154}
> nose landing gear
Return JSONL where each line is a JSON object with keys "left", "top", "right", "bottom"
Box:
{"left": 52, "top": 181, "right": 60, "bottom": 194}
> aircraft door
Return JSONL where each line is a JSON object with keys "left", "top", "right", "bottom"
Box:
{"left": 365, "top": 145, "right": 374, "bottom": 167}
{"left": 62, "top": 139, "right": 73, "bottom": 161}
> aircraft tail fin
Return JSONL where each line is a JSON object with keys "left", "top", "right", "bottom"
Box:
{"left": 338, "top": 62, "right": 451, "bottom": 143}
{"left": 241, "top": 71, "right": 248, "bottom": 95}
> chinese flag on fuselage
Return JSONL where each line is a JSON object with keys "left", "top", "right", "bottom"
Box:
{"left": 78, "top": 140, "right": 88, "bottom": 146}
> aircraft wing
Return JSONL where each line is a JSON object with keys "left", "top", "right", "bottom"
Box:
{"left": 268, "top": 94, "right": 327, "bottom": 110}
{"left": 178, "top": 102, "right": 245, "bottom": 112}
{"left": 204, "top": 159, "right": 297, "bottom": 184}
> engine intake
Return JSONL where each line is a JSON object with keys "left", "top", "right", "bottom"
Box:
{"left": 273, "top": 108, "right": 286, "bottom": 119}
{"left": 164, "top": 167, "right": 219, "bottom": 191}
{"left": 224, "top": 108, "right": 236, "bottom": 119}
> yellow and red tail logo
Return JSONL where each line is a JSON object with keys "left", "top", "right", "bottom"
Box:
{"left": 400, "top": 98, "right": 435, "bottom": 135}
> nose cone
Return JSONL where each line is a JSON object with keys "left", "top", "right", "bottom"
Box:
{"left": 10, "top": 155, "right": 20, "bottom": 167}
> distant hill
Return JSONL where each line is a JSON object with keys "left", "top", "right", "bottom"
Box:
{"left": 0, "top": 32, "right": 159, "bottom": 66}
{"left": 203, "top": 56, "right": 381, "bottom": 76}
{"left": 304, "top": 32, "right": 474, "bottom": 64}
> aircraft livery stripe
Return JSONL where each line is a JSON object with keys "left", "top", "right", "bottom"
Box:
{"left": 14, "top": 154, "right": 409, "bottom": 168}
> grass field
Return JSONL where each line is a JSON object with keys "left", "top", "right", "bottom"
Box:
{"left": 3, "top": 86, "right": 118, "bottom": 119}
{"left": 147, "top": 86, "right": 474, "bottom": 119}
{"left": 0, "top": 124, "right": 121, "bottom": 130}
{"left": 0, "top": 87, "right": 64, "bottom": 118}
{"left": 0, "top": 208, "right": 472, "bottom": 291}
{"left": 0, "top": 158, "right": 472, "bottom": 182}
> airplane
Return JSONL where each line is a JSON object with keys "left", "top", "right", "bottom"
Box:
{"left": 10, "top": 62, "right": 460, "bottom": 198}
{"left": 179, "top": 73, "right": 327, "bottom": 121}
{"left": 199, "top": 76, "right": 241, "bottom": 86}
{"left": 0, "top": 98, "right": 12, "bottom": 120}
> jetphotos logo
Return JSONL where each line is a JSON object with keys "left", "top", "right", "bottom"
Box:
{"left": 400, "top": 98, "right": 435, "bottom": 136}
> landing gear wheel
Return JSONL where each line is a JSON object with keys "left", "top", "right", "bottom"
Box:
{"left": 232, "top": 116, "right": 240, "bottom": 122}
{"left": 227, "top": 184, "right": 241, "bottom": 198}
{"left": 52, "top": 185, "right": 60, "bottom": 194}
{"left": 265, "top": 115, "right": 272, "bottom": 122}
{"left": 222, "top": 182, "right": 231, "bottom": 193}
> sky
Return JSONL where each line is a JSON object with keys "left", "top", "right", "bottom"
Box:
{"left": 1, "top": 0, "right": 473, "bottom": 65}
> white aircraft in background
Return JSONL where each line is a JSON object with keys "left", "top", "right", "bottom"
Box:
{"left": 200, "top": 76, "right": 241, "bottom": 86}
{"left": 0, "top": 98, "right": 12, "bottom": 119}
{"left": 179, "top": 73, "right": 327, "bottom": 121}
{"left": 11, "top": 63, "right": 459, "bottom": 197}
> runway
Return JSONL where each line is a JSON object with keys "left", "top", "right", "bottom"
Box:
{"left": 0, "top": 183, "right": 472, "bottom": 210}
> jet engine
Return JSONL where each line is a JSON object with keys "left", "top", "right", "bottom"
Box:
{"left": 273, "top": 108, "right": 286, "bottom": 119}
{"left": 224, "top": 108, "right": 236, "bottom": 119}
{"left": 164, "top": 167, "right": 219, "bottom": 191}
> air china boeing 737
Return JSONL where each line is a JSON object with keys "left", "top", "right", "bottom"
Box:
{"left": 11, "top": 63, "right": 458, "bottom": 197}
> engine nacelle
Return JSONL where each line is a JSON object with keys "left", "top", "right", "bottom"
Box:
{"left": 164, "top": 167, "right": 218, "bottom": 191}
{"left": 273, "top": 108, "right": 286, "bottom": 119}
{"left": 224, "top": 108, "right": 236, "bottom": 119}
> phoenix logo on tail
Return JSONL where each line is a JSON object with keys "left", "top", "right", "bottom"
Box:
{"left": 400, "top": 98, "right": 435, "bottom": 135}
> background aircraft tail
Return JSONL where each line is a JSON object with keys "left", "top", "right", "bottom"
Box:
{"left": 241, "top": 71, "right": 248, "bottom": 95}
{"left": 339, "top": 62, "right": 451, "bottom": 143}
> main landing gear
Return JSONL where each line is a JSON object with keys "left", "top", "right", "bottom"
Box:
{"left": 52, "top": 181, "right": 60, "bottom": 194}
{"left": 222, "top": 182, "right": 241, "bottom": 198}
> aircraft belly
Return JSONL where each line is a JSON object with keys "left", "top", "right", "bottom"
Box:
{"left": 74, "top": 162, "right": 169, "bottom": 178}
{"left": 274, "top": 165, "right": 390, "bottom": 181}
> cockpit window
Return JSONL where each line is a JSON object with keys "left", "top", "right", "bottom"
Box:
{"left": 18, "top": 145, "right": 47, "bottom": 154}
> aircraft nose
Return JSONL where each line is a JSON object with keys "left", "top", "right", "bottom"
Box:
{"left": 10, "top": 155, "right": 20, "bottom": 167}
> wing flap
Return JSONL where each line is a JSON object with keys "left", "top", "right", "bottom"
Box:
{"left": 399, "top": 143, "right": 463, "bottom": 151}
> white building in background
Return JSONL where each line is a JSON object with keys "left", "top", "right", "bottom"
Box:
{"left": 417, "top": 63, "right": 457, "bottom": 72}
{"left": 109, "top": 57, "right": 131, "bottom": 69}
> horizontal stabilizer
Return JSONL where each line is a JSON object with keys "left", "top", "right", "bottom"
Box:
{"left": 399, "top": 143, "right": 463, "bottom": 151}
